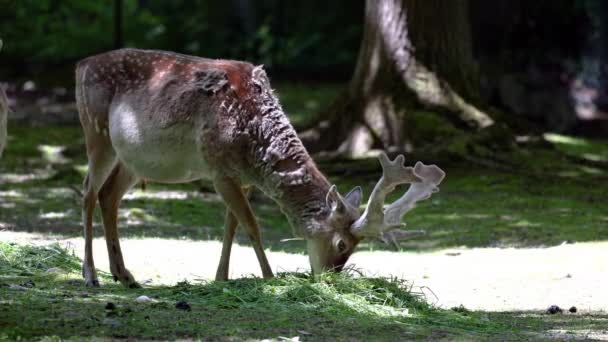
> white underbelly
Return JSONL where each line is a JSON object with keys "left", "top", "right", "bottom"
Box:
{"left": 109, "top": 103, "right": 212, "bottom": 183}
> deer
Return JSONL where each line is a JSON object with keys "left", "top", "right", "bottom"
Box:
{"left": 75, "top": 48, "right": 445, "bottom": 288}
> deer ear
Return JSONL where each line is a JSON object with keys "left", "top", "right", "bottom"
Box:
{"left": 194, "top": 69, "right": 229, "bottom": 94}
{"left": 344, "top": 186, "right": 362, "bottom": 208}
{"left": 326, "top": 185, "right": 346, "bottom": 213}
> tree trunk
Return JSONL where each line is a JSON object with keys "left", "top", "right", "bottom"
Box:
{"left": 301, "top": 0, "right": 494, "bottom": 156}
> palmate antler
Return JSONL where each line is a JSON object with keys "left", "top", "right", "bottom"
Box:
{"left": 350, "top": 152, "right": 445, "bottom": 248}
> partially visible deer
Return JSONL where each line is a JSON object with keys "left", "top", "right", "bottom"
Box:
{"left": 75, "top": 49, "right": 445, "bottom": 288}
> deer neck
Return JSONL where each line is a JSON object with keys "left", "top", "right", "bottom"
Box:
{"left": 243, "top": 101, "right": 330, "bottom": 236}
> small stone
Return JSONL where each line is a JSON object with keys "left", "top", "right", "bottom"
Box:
{"left": 105, "top": 302, "right": 116, "bottom": 311}
{"left": 546, "top": 305, "right": 563, "bottom": 314}
{"left": 175, "top": 300, "right": 191, "bottom": 311}
{"left": 9, "top": 284, "right": 28, "bottom": 291}
{"left": 135, "top": 295, "right": 155, "bottom": 303}
{"left": 569, "top": 306, "right": 577, "bottom": 313}
{"left": 46, "top": 267, "right": 61, "bottom": 273}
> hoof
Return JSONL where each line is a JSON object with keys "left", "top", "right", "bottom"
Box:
{"left": 85, "top": 279, "right": 100, "bottom": 287}
{"left": 127, "top": 281, "right": 142, "bottom": 289}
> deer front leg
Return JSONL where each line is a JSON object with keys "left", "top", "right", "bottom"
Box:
{"left": 213, "top": 177, "right": 274, "bottom": 279}
{"left": 82, "top": 175, "right": 99, "bottom": 287}
{"left": 215, "top": 210, "right": 238, "bottom": 281}
{"left": 98, "top": 163, "right": 141, "bottom": 288}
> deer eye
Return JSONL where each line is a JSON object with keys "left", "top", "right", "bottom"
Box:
{"left": 337, "top": 240, "right": 347, "bottom": 253}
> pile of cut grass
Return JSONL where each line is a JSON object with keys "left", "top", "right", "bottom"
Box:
{"left": 0, "top": 241, "right": 81, "bottom": 276}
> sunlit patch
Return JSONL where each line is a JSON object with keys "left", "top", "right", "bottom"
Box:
{"left": 124, "top": 190, "right": 188, "bottom": 200}
{"left": 39, "top": 211, "right": 72, "bottom": 220}
{"left": 582, "top": 153, "right": 608, "bottom": 162}
{"left": 45, "top": 188, "right": 78, "bottom": 199}
{"left": 442, "top": 213, "right": 462, "bottom": 220}
{"left": 511, "top": 220, "right": 541, "bottom": 228}
{"left": 465, "top": 213, "right": 490, "bottom": 219}
{"left": 499, "top": 214, "right": 516, "bottom": 221}
{"left": 543, "top": 133, "right": 588, "bottom": 146}
{"left": 578, "top": 166, "right": 604, "bottom": 175}
{"left": 37, "top": 145, "right": 70, "bottom": 164}
{"left": 0, "top": 190, "right": 26, "bottom": 198}
{"left": 123, "top": 190, "right": 220, "bottom": 202}
{"left": 120, "top": 208, "right": 161, "bottom": 226}
{"left": 75, "top": 164, "right": 88, "bottom": 174}
{"left": 0, "top": 169, "right": 54, "bottom": 183}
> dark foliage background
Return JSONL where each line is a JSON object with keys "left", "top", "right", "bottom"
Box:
{"left": 0, "top": 0, "right": 364, "bottom": 80}
{"left": 1, "top": 0, "right": 608, "bottom": 135}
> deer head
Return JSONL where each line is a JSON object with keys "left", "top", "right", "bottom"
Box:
{"left": 306, "top": 152, "right": 445, "bottom": 275}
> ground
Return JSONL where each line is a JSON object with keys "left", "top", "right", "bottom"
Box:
{"left": 1, "top": 82, "right": 608, "bottom": 340}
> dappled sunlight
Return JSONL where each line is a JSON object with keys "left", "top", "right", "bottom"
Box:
{"left": 510, "top": 220, "right": 541, "bottom": 228}
{"left": 44, "top": 187, "right": 78, "bottom": 199}
{"left": 123, "top": 189, "right": 220, "bottom": 202}
{"left": 38, "top": 210, "right": 72, "bottom": 220}
{"left": 578, "top": 165, "right": 605, "bottom": 175}
{"left": 441, "top": 213, "right": 462, "bottom": 220}
{"left": 544, "top": 133, "right": 588, "bottom": 147}
{"left": 582, "top": 152, "right": 608, "bottom": 162}
{"left": 120, "top": 207, "right": 163, "bottom": 226}
{"left": 37, "top": 144, "right": 70, "bottom": 164}
{"left": 465, "top": 213, "right": 491, "bottom": 219}
{"left": 0, "top": 189, "right": 39, "bottom": 205}
{"left": 0, "top": 190, "right": 26, "bottom": 198}
{"left": 0, "top": 169, "right": 54, "bottom": 183}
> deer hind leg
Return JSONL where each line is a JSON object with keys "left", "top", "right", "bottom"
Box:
{"left": 213, "top": 178, "right": 274, "bottom": 279}
{"left": 81, "top": 142, "right": 116, "bottom": 287}
{"left": 98, "top": 162, "right": 140, "bottom": 288}
{"left": 77, "top": 62, "right": 117, "bottom": 287}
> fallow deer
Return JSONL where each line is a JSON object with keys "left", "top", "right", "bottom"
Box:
{"left": 75, "top": 48, "right": 445, "bottom": 288}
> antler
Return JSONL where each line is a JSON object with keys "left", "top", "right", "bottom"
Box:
{"left": 350, "top": 153, "right": 446, "bottom": 246}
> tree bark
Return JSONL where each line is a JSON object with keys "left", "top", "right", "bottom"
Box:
{"left": 301, "top": 0, "right": 494, "bottom": 156}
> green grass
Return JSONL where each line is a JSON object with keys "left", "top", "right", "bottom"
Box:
{"left": 2, "top": 241, "right": 591, "bottom": 341}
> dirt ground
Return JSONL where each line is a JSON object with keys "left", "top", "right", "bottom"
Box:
{"left": 2, "top": 230, "right": 606, "bottom": 313}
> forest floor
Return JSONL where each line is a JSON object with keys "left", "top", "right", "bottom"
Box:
{"left": 1, "top": 83, "right": 608, "bottom": 340}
